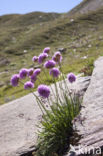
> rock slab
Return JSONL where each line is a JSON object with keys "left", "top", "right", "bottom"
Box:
{"left": 68, "top": 57, "right": 103, "bottom": 156}
{"left": 0, "top": 76, "right": 90, "bottom": 156}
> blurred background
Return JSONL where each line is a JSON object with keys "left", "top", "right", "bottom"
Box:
{"left": 0, "top": 0, "right": 103, "bottom": 104}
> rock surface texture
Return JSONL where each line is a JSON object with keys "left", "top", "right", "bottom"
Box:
{"left": 0, "top": 76, "right": 90, "bottom": 156}
{"left": 67, "top": 57, "right": 103, "bottom": 156}
{"left": 68, "top": 0, "right": 103, "bottom": 16}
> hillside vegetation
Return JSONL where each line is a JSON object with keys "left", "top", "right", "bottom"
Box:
{"left": 1, "top": 2, "right": 103, "bottom": 104}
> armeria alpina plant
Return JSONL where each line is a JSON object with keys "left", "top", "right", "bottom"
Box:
{"left": 10, "top": 47, "right": 81, "bottom": 156}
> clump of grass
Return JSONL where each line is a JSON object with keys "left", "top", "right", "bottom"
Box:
{"left": 36, "top": 94, "right": 81, "bottom": 156}
{"left": 80, "top": 57, "right": 94, "bottom": 76}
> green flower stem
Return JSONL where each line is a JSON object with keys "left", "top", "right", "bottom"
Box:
{"left": 59, "top": 62, "right": 70, "bottom": 94}
{"left": 37, "top": 75, "right": 43, "bottom": 84}
{"left": 53, "top": 77, "right": 61, "bottom": 104}
{"left": 59, "top": 62, "right": 75, "bottom": 111}
{"left": 30, "top": 90, "right": 45, "bottom": 114}
{"left": 41, "top": 67, "right": 57, "bottom": 106}
{"left": 42, "top": 67, "right": 57, "bottom": 99}
{"left": 47, "top": 98, "right": 57, "bottom": 115}
{"left": 19, "top": 80, "right": 49, "bottom": 116}
{"left": 30, "top": 90, "right": 53, "bottom": 120}
{"left": 58, "top": 80, "right": 66, "bottom": 104}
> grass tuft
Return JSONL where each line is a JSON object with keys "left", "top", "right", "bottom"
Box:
{"left": 35, "top": 94, "right": 81, "bottom": 156}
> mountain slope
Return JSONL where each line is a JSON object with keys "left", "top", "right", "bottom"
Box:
{"left": 68, "top": 0, "right": 103, "bottom": 16}
{"left": 0, "top": 12, "right": 61, "bottom": 27}
{"left": 0, "top": 12, "right": 61, "bottom": 54}
{"left": 1, "top": 3, "right": 103, "bottom": 104}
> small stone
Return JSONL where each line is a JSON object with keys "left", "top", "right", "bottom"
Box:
{"left": 73, "top": 49, "right": 76, "bottom": 52}
{"left": 24, "top": 50, "right": 27, "bottom": 53}
{"left": 98, "top": 36, "right": 103, "bottom": 40}
{"left": 0, "top": 82, "right": 4, "bottom": 87}
{"left": 88, "top": 44, "right": 92, "bottom": 48}
{"left": 70, "top": 19, "right": 74, "bottom": 22}
{"left": 58, "top": 48, "right": 66, "bottom": 53}
{"left": 81, "top": 56, "right": 88, "bottom": 59}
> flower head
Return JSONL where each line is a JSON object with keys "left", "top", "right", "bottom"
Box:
{"left": 43, "top": 47, "right": 50, "bottom": 54}
{"left": 27, "top": 68, "right": 34, "bottom": 76}
{"left": 67, "top": 73, "right": 76, "bottom": 83}
{"left": 50, "top": 68, "right": 60, "bottom": 78}
{"left": 52, "top": 51, "right": 62, "bottom": 63}
{"left": 32, "top": 56, "right": 38, "bottom": 62}
{"left": 34, "top": 68, "right": 41, "bottom": 76}
{"left": 38, "top": 84, "right": 50, "bottom": 98}
{"left": 44, "top": 60, "right": 56, "bottom": 69}
{"left": 19, "top": 68, "right": 28, "bottom": 79}
{"left": 11, "top": 74, "right": 19, "bottom": 87}
{"left": 38, "top": 53, "right": 48, "bottom": 64}
{"left": 24, "top": 81, "right": 34, "bottom": 90}
{"left": 30, "top": 73, "right": 37, "bottom": 83}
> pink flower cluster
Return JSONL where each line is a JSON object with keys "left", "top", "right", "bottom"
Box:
{"left": 11, "top": 47, "right": 76, "bottom": 98}
{"left": 11, "top": 68, "right": 41, "bottom": 89}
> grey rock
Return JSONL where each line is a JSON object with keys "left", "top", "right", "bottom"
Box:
{"left": 0, "top": 58, "right": 10, "bottom": 66}
{"left": 23, "top": 50, "right": 27, "bottom": 53}
{"left": 70, "top": 19, "right": 74, "bottom": 22}
{"left": 68, "top": 0, "right": 103, "bottom": 16}
{"left": 0, "top": 82, "right": 4, "bottom": 87}
{"left": 88, "top": 44, "right": 92, "bottom": 48}
{"left": 73, "top": 49, "right": 76, "bottom": 52}
{"left": 66, "top": 57, "right": 103, "bottom": 156}
{"left": 0, "top": 76, "right": 90, "bottom": 156}
{"left": 81, "top": 56, "right": 88, "bottom": 60}
{"left": 98, "top": 36, "right": 103, "bottom": 40}
{"left": 58, "top": 48, "right": 67, "bottom": 53}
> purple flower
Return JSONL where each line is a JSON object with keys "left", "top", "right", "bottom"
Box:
{"left": 38, "top": 84, "right": 50, "bottom": 98}
{"left": 19, "top": 68, "right": 28, "bottom": 79}
{"left": 30, "top": 73, "right": 37, "bottom": 83}
{"left": 44, "top": 60, "right": 56, "bottom": 69}
{"left": 24, "top": 81, "right": 34, "bottom": 90}
{"left": 52, "top": 51, "right": 62, "bottom": 63}
{"left": 27, "top": 68, "right": 34, "bottom": 76}
{"left": 32, "top": 56, "right": 38, "bottom": 62}
{"left": 11, "top": 74, "right": 19, "bottom": 87}
{"left": 50, "top": 68, "right": 60, "bottom": 78}
{"left": 43, "top": 47, "right": 50, "bottom": 54}
{"left": 67, "top": 73, "right": 76, "bottom": 83}
{"left": 38, "top": 53, "right": 48, "bottom": 64}
{"left": 34, "top": 68, "right": 41, "bottom": 76}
